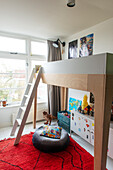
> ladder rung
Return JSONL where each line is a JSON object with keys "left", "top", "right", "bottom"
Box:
{"left": 16, "top": 119, "right": 22, "bottom": 126}
{"left": 28, "top": 83, "right": 32, "bottom": 86}
{"left": 20, "top": 106, "right": 26, "bottom": 112}
{"left": 24, "top": 95, "right": 29, "bottom": 98}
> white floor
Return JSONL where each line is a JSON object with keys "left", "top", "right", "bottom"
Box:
{"left": 0, "top": 121, "right": 113, "bottom": 170}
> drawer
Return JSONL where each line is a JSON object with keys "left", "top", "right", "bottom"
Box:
{"left": 90, "top": 120, "right": 94, "bottom": 131}
{"left": 84, "top": 130, "right": 90, "bottom": 143}
{"left": 71, "top": 112, "right": 84, "bottom": 137}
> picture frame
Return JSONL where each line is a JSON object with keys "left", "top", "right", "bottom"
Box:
{"left": 68, "top": 40, "right": 78, "bottom": 59}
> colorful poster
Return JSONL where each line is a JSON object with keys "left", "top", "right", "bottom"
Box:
{"left": 69, "top": 97, "right": 82, "bottom": 111}
{"left": 68, "top": 40, "right": 78, "bottom": 59}
{"left": 79, "top": 33, "right": 94, "bottom": 57}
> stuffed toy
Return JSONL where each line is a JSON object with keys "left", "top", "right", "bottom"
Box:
{"left": 43, "top": 111, "right": 57, "bottom": 125}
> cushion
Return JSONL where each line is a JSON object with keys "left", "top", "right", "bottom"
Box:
{"left": 40, "top": 125, "right": 62, "bottom": 139}
{"left": 32, "top": 126, "right": 70, "bottom": 153}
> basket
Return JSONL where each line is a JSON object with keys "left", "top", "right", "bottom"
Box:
{"left": 57, "top": 110, "right": 70, "bottom": 133}
{"left": 58, "top": 120, "right": 70, "bottom": 133}
{"left": 57, "top": 110, "right": 70, "bottom": 124}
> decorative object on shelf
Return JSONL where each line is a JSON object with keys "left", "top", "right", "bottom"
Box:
{"left": 78, "top": 105, "right": 81, "bottom": 113}
{"left": 79, "top": 33, "right": 94, "bottom": 57}
{"left": 68, "top": 39, "right": 78, "bottom": 59}
{"left": 89, "top": 103, "right": 95, "bottom": 117}
{"left": 84, "top": 105, "right": 92, "bottom": 115}
{"left": 2, "top": 100, "right": 7, "bottom": 107}
{"left": 90, "top": 92, "right": 95, "bottom": 104}
{"left": 82, "top": 95, "right": 88, "bottom": 110}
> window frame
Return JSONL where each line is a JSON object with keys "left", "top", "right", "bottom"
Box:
{"left": 0, "top": 33, "right": 47, "bottom": 106}
{"left": 0, "top": 34, "right": 27, "bottom": 55}
{"left": 0, "top": 57, "right": 26, "bottom": 105}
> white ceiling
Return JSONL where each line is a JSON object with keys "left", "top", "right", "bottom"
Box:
{"left": 0, "top": 0, "right": 113, "bottom": 39}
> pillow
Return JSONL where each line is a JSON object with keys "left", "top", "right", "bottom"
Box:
{"left": 40, "top": 126, "right": 62, "bottom": 139}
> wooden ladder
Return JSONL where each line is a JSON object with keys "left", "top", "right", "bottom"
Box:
{"left": 10, "top": 67, "right": 42, "bottom": 145}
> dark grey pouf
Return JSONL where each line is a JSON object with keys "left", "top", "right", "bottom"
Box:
{"left": 32, "top": 126, "right": 70, "bottom": 153}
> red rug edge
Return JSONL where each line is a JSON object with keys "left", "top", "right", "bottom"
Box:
{"left": 0, "top": 132, "right": 34, "bottom": 142}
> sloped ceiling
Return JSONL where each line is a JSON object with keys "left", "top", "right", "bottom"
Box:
{"left": 0, "top": 0, "right": 113, "bottom": 39}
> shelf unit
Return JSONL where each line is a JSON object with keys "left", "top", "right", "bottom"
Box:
{"left": 70, "top": 110, "right": 113, "bottom": 159}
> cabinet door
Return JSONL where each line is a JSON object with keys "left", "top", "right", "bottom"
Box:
{"left": 90, "top": 120, "right": 94, "bottom": 145}
{"left": 76, "top": 114, "right": 84, "bottom": 137}
{"left": 71, "top": 111, "right": 83, "bottom": 137}
{"left": 82, "top": 118, "right": 90, "bottom": 143}
{"left": 71, "top": 111, "right": 76, "bottom": 132}
{"left": 90, "top": 131, "right": 94, "bottom": 146}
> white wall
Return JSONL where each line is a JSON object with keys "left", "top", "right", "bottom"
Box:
{"left": 63, "top": 17, "right": 113, "bottom": 60}
{"left": 0, "top": 103, "right": 48, "bottom": 128}
{"left": 63, "top": 18, "right": 113, "bottom": 105}
{"left": 68, "top": 89, "right": 90, "bottom": 110}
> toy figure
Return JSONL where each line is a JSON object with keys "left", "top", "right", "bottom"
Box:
{"left": 84, "top": 105, "right": 92, "bottom": 115}
{"left": 78, "top": 105, "right": 81, "bottom": 113}
{"left": 82, "top": 95, "right": 88, "bottom": 110}
{"left": 43, "top": 111, "right": 57, "bottom": 125}
{"left": 64, "top": 112, "right": 68, "bottom": 116}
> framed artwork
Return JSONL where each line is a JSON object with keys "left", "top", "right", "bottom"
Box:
{"left": 68, "top": 40, "right": 78, "bottom": 59}
{"left": 79, "top": 33, "right": 94, "bottom": 57}
{"left": 69, "top": 97, "right": 82, "bottom": 112}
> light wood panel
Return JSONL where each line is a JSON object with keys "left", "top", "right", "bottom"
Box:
{"left": 87, "top": 74, "right": 113, "bottom": 170}
{"left": 42, "top": 72, "right": 113, "bottom": 170}
{"left": 42, "top": 74, "right": 88, "bottom": 91}
{"left": 61, "top": 87, "right": 67, "bottom": 110}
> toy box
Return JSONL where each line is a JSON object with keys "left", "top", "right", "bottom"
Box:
{"left": 57, "top": 110, "right": 70, "bottom": 133}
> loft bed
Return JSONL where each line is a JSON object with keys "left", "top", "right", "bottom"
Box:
{"left": 41, "top": 53, "right": 113, "bottom": 170}
{"left": 11, "top": 53, "right": 113, "bottom": 170}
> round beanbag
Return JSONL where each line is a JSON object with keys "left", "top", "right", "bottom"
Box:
{"left": 32, "top": 126, "right": 70, "bottom": 153}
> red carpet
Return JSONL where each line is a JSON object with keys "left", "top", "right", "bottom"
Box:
{"left": 0, "top": 133, "right": 94, "bottom": 170}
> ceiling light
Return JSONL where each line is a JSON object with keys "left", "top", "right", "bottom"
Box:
{"left": 53, "top": 39, "right": 66, "bottom": 48}
{"left": 67, "top": 0, "right": 75, "bottom": 7}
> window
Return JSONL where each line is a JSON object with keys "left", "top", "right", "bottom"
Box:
{"left": 31, "top": 41, "right": 47, "bottom": 56}
{"left": 0, "top": 36, "right": 26, "bottom": 54}
{"left": 31, "top": 60, "right": 47, "bottom": 103}
{"left": 0, "top": 34, "right": 47, "bottom": 106}
{"left": 0, "top": 58, "right": 26, "bottom": 104}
